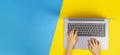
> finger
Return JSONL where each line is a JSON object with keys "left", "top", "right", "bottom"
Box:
{"left": 88, "top": 44, "right": 92, "bottom": 51}
{"left": 75, "top": 35, "right": 78, "bottom": 41}
{"left": 91, "top": 38, "right": 95, "bottom": 46}
{"left": 71, "top": 29, "right": 74, "bottom": 36}
{"left": 97, "top": 40, "right": 100, "bottom": 45}
{"left": 90, "top": 38, "right": 93, "bottom": 45}
{"left": 74, "top": 30, "right": 78, "bottom": 37}
{"left": 94, "top": 38, "right": 97, "bottom": 45}
{"left": 70, "top": 30, "right": 72, "bottom": 37}
{"left": 88, "top": 40, "right": 93, "bottom": 48}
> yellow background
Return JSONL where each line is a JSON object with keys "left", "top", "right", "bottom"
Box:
{"left": 49, "top": 0, "right": 120, "bottom": 55}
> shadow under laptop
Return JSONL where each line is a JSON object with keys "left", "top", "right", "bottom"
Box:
{"left": 61, "top": 11, "right": 106, "bottom": 18}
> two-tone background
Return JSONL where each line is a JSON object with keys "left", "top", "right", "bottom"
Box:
{"left": 0, "top": 0, "right": 120, "bottom": 55}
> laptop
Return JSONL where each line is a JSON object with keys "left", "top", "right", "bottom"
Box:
{"left": 64, "top": 18, "right": 108, "bottom": 50}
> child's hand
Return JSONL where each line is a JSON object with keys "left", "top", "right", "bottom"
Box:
{"left": 67, "top": 29, "right": 78, "bottom": 49}
{"left": 66, "top": 29, "right": 78, "bottom": 55}
{"left": 88, "top": 38, "right": 100, "bottom": 55}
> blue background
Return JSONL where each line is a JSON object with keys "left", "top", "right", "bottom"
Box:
{"left": 0, "top": 0, "right": 63, "bottom": 55}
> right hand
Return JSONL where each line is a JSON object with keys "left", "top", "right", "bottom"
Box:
{"left": 88, "top": 38, "right": 101, "bottom": 55}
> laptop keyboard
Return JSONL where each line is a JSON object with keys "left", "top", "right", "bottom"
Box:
{"left": 68, "top": 23, "right": 105, "bottom": 37}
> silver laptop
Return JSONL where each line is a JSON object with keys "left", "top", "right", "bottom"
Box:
{"left": 64, "top": 18, "right": 108, "bottom": 50}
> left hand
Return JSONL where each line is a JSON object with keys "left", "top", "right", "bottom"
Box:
{"left": 67, "top": 29, "right": 78, "bottom": 49}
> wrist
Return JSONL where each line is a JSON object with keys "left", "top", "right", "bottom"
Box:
{"left": 67, "top": 45, "right": 73, "bottom": 51}
{"left": 67, "top": 44, "right": 74, "bottom": 49}
{"left": 66, "top": 46, "right": 72, "bottom": 55}
{"left": 93, "top": 53, "right": 100, "bottom": 55}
